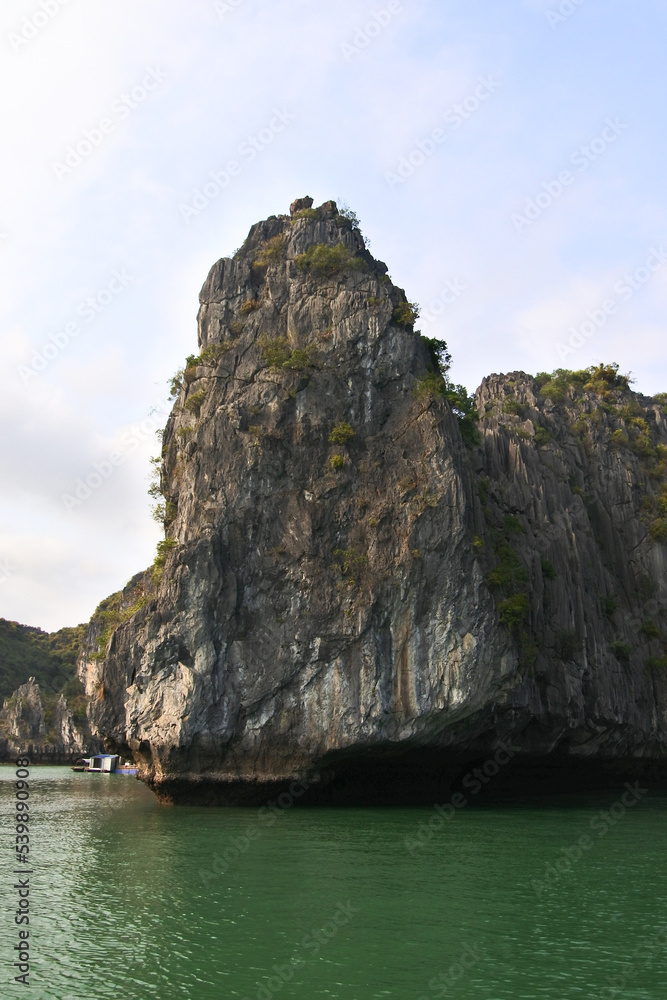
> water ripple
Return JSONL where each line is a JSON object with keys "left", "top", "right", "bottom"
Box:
{"left": 1, "top": 770, "right": 666, "bottom": 999}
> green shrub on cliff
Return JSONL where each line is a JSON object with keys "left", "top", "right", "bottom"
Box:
{"left": 498, "top": 593, "right": 528, "bottom": 630}
{"left": 541, "top": 558, "right": 557, "bottom": 579}
{"left": 169, "top": 368, "right": 184, "bottom": 399}
{"left": 333, "top": 547, "right": 367, "bottom": 575}
{"left": 328, "top": 422, "right": 355, "bottom": 445}
{"left": 336, "top": 203, "right": 361, "bottom": 228}
{"left": 650, "top": 520, "right": 667, "bottom": 542}
{"left": 253, "top": 235, "right": 285, "bottom": 270}
{"left": 164, "top": 501, "right": 177, "bottom": 528}
{"left": 640, "top": 620, "right": 662, "bottom": 640}
{"left": 261, "top": 336, "right": 314, "bottom": 371}
{"left": 486, "top": 542, "right": 528, "bottom": 590}
{"left": 536, "top": 369, "right": 586, "bottom": 402}
{"left": 393, "top": 301, "right": 420, "bottom": 328}
{"left": 184, "top": 389, "right": 207, "bottom": 414}
{"left": 610, "top": 640, "right": 632, "bottom": 663}
{"left": 290, "top": 207, "right": 319, "bottom": 223}
{"left": 413, "top": 371, "right": 443, "bottom": 401}
{"left": 414, "top": 367, "right": 480, "bottom": 447}
{"left": 261, "top": 337, "right": 291, "bottom": 368}
{"left": 283, "top": 348, "right": 314, "bottom": 370}
{"left": 646, "top": 486, "right": 667, "bottom": 540}
{"left": 92, "top": 583, "right": 150, "bottom": 661}
{"left": 537, "top": 363, "right": 632, "bottom": 404}
{"left": 482, "top": 508, "right": 532, "bottom": 638}
{"left": 239, "top": 297, "right": 263, "bottom": 315}
{"left": 584, "top": 363, "right": 632, "bottom": 395}
{"left": 155, "top": 538, "right": 177, "bottom": 567}
{"left": 534, "top": 426, "right": 552, "bottom": 446}
{"left": 169, "top": 344, "right": 228, "bottom": 399}
{"left": 504, "top": 399, "right": 524, "bottom": 416}
{"left": 296, "top": 243, "right": 363, "bottom": 278}
{"left": 610, "top": 428, "right": 629, "bottom": 448}
{"left": 602, "top": 596, "right": 620, "bottom": 615}
{"left": 421, "top": 337, "right": 452, "bottom": 377}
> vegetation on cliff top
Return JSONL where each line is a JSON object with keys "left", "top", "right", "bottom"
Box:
{"left": 533, "top": 363, "right": 667, "bottom": 541}
{"left": 535, "top": 362, "right": 633, "bottom": 402}
{"left": 0, "top": 618, "right": 87, "bottom": 707}
{"left": 296, "top": 242, "right": 364, "bottom": 278}
{"left": 91, "top": 573, "right": 154, "bottom": 660}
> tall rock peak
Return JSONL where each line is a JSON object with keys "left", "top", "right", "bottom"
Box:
{"left": 79, "top": 200, "right": 667, "bottom": 804}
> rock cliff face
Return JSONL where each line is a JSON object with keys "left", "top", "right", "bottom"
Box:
{"left": 0, "top": 677, "right": 98, "bottom": 763}
{"left": 80, "top": 198, "right": 667, "bottom": 803}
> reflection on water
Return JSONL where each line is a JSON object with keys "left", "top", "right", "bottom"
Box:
{"left": 1, "top": 767, "right": 666, "bottom": 999}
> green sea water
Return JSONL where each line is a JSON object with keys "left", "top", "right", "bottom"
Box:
{"left": 1, "top": 766, "right": 666, "bottom": 999}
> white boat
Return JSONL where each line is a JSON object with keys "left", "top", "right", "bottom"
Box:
{"left": 71, "top": 754, "right": 138, "bottom": 774}
{"left": 72, "top": 754, "right": 119, "bottom": 773}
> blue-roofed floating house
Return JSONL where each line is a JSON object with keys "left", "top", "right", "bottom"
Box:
{"left": 87, "top": 754, "right": 119, "bottom": 772}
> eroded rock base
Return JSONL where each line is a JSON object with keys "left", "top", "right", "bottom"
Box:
{"left": 147, "top": 749, "right": 667, "bottom": 806}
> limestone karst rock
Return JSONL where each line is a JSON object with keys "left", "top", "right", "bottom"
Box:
{"left": 0, "top": 677, "right": 94, "bottom": 761}
{"left": 78, "top": 199, "right": 667, "bottom": 803}
{"left": 1, "top": 677, "right": 46, "bottom": 742}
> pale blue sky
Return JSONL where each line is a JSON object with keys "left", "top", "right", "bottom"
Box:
{"left": 1, "top": 0, "right": 666, "bottom": 630}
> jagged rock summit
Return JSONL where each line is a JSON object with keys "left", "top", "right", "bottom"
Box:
{"left": 79, "top": 198, "right": 667, "bottom": 803}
